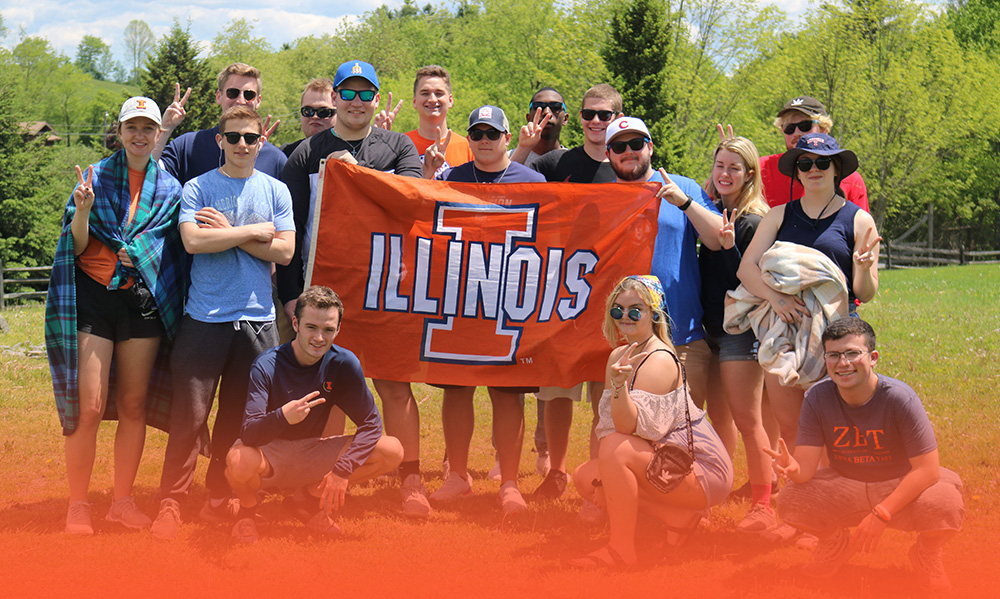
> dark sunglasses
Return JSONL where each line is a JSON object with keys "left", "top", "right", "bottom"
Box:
{"left": 796, "top": 156, "right": 833, "bottom": 172}
{"left": 301, "top": 106, "right": 335, "bottom": 119}
{"left": 610, "top": 306, "right": 643, "bottom": 322}
{"left": 468, "top": 128, "right": 503, "bottom": 141}
{"left": 337, "top": 89, "right": 376, "bottom": 102}
{"left": 580, "top": 109, "right": 615, "bottom": 122}
{"left": 221, "top": 131, "right": 262, "bottom": 145}
{"left": 529, "top": 101, "right": 566, "bottom": 113}
{"left": 607, "top": 137, "right": 649, "bottom": 154}
{"left": 225, "top": 88, "right": 258, "bottom": 101}
{"left": 783, "top": 120, "right": 817, "bottom": 135}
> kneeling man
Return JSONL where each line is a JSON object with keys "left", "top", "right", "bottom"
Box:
{"left": 225, "top": 286, "right": 403, "bottom": 542}
{"left": 767, "top": 318, "right": 963, "bottom": 591}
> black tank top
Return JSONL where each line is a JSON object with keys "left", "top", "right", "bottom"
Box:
{"left": 776, "top": 199, "right": 859, "bottom": 295}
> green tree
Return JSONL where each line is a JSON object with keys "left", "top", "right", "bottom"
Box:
{"left": 141, "top": 21, "right": 216, "bottom": 136}
{"left": 123, "top": 19, "right": 155, "bottom": 84}
{"left": 75, "top": 34, "right": 114, "bottom": 80}
{"left": 209, "top": 18, "right": 273, "bottom": 69}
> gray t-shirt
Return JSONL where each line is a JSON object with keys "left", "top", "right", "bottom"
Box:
{"left": 798, "top": 375, "right": 938, "bottom": 482}
{"left": 180, "top": 169, "right": 294, "bottom": 322}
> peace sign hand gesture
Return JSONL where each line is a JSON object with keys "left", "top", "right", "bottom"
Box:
{"left": 261, "top": 115, "right": 280, "bottom": 142}
{"left": 516, "top": 108, "right": 552, "bottom": 151}
{"left": 853, "top": 228, "right": 882, "bottom": 269}
{"left": 719, "top": 208, "right": 736, "bottom": 250}
{"left": 716, "top": 123, "right": 734, "bottom": 142}
{"left": 73, "top": 165, "right": 95, "bottom": 212}
{"left": 374, "top": 91, "right": 403, "bottom": 130}
{"left": 610, "top": 342, "right": 650, "bottom": 390}
{"left": 422, "top": 126, "right": 452, "bottom": 179}
{"left": 762, "top": 438, "right": 800, "bottom": 481}
{"left": 281, "top": 390, "right": 326, "bottom": 425}
{"left": 161, "top": 83, "right": 191, "bottom": 132}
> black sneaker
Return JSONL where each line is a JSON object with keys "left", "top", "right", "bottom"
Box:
{"left": 198, "top": 497, "right": 239, "bottom": 523}
{"left": 533, "top": 470, "right": 569, "bottom": 500}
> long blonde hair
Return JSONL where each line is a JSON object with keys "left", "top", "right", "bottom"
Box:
{"left": 704, "top": 136, "right": 769, "bottom": 220}
{"left": 602, "top": 276, "right": 674, "bottom": 349}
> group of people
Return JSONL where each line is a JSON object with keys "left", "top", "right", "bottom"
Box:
{"left": 43, "top": 58, "right": 962, "bottom": 590}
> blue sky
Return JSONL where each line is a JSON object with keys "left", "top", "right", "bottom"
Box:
{"left": 1, "top": 0, "right": 944, "bottom": 64}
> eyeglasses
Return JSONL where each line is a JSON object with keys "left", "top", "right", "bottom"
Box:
{"left": 221, "top": 131, "right": 262, "bottom": 145}
{"left": 796, "top": 156, "right": 833, "bottom": 172}
{"left": 783, "top": 120, "right": 817, "bottom": 135}
{"left": 607, "top": 137, "right": 650, "bottom": 154}
{"left": 301, "top": 106, "right": 335, "bottom": 119}
{"left": 609, "top": 306, "right": 644, "bottom": 322}
{"left": 580, "top": 109, "right": 616, "bottom": 122}
{"left": 225, "top": 88, "right": 258, "bottom": 102}
{"left": 822, "top": 350, "right": 867, "bottom": 364}
{"left": 337, "top": 89, "right": 376, "bottom": 102}
{"left": 529, "top": 101, "right": 566, "bottom": 114}
{"left": 468, "top": 128, "right": 503, "bottom": 141}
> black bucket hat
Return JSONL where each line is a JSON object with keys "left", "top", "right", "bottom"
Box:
{"left": 777, "top": 133, "right": 858, "bottom": 180}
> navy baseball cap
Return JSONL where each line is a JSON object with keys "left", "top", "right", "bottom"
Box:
{"left": 778, "top": 133, "right": 858, "bottom": 179}
{"left": 334, "top": 60, "right": 379, "bottom": 90}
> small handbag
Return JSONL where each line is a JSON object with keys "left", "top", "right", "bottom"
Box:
{"left": 644, "top": 353, "right": 695, "bottom": 494}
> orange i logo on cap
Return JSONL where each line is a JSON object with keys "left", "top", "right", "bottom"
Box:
{"left": 136, "top": 99, "right": 146, "bottom": 110}
{"left": 324, "top": 381, "right": 333, "bottom": 392}
{"left": 351, "top": 62, "right": 362, "bottom": 74}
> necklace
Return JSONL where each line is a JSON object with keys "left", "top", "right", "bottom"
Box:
{"left": 344, "top": 138, "right": 364, "bottom": 157}
{"left": 804, "top": 192, "right": 839, "bottom": 229}
{"left": 473, "top": 162, "right": 510, "bottom": 184}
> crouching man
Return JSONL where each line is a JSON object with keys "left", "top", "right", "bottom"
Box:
{"left": 766, "top": 318, "right": 963, "bottom": 591}
{"left": 225, "top": 286, "right": 403, "bottom": 543}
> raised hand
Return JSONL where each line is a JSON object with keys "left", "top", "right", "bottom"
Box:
{"left": 654, "top": 168, "right": 688, "bottom": 207}
{"left": 719, "top": 208, "right": 736, "bottom": 250}
{"left": 374, "top": 91, "right": 403, "bottom": 130}
{"left": 422, "top": 126, "right": 452, "bottom": 179}
{"left": 73, "top": 165, "right": 95, "bottom": 212}
{"left": 762, "top": 438, "right": 800, "bottom": 481}
{"left": 281, "top": 390, "right": 326, "bottom": 425}
{"left": 716, "top": 123, "right": 734, "bottom": 142}
{"left": 516, "top": 108, "right": 552, "bottom": 150}
{"left": 853, "top": 227, "right": 882, "bottom": 269}
{"left": 262, "top": 114, "right": 280, "bottom": 142}
{"left": 610, "top": 342, "right": 650, "bottom": 390}
{"left": 161, "top": 83, "right": 191, "bottom": 132}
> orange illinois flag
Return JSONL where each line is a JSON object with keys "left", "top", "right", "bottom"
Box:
{"left": 306, "top": 160, "right": 661, "bottom": 387}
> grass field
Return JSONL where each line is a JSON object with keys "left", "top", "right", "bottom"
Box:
{"left": 1, "top": 264, "right": 997, "bottom": 598}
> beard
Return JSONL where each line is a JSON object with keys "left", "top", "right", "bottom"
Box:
{"left": 613, "top": 154, "right": 652, "bottom": 181}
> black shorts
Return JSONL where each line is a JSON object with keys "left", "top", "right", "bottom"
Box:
{"left": 75, "top": 266, "right": 163, "bottom": 342}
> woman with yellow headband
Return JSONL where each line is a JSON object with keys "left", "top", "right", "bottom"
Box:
{"left": 569, "top": 275, "right": 733, "bottom": 569}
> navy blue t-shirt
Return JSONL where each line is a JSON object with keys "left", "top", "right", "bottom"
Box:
{"left": 160, "top": 126, "right": 287, "bottom": 185}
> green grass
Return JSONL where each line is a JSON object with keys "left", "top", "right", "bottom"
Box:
{"left": 1, "top": 264, "right": 998, "bottom": 598}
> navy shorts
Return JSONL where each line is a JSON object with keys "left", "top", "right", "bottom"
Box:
{"left": 75, "top": 266, "right": 163, "bottom": 342}
{"left": 704, "top": 329, "right": 758, "bottom": 362}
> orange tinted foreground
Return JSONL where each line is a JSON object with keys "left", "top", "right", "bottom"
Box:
{"left": 0, "top": 484, "right": 995, "bottom": 599}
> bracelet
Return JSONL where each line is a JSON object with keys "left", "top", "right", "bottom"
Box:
{"left": 679, "top": 195, "right": 693, "bottom": 211}
{"left": 611, "top": 380, "right": 626, "bottom": 398}
{"left": 872, "top": 504, "right": 891, "bottom": 523}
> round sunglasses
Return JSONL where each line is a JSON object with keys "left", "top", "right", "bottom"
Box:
{"left": 609, "top": 306, "right": 644, "bottom": 322}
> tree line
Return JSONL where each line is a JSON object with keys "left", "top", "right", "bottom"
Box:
{"left": 2, "top": 0, "right": 999, "bottom": 276}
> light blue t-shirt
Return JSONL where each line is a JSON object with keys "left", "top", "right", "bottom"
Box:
{"left": 645, "top": 171, "right": 720, "bottom": 346}
{"left": 180, "top": 169, "right": 294, "bottom": 322}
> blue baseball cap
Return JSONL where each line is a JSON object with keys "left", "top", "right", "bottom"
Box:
{"left": 333, "top": 60, "right": 379, "bottom": 90}
{"left": 468, "top": 105, "right": 510, "bottom": 133}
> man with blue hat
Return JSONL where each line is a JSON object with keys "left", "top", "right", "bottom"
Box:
{"left": 280, "top": 59, "right": 425, "bottom": 517}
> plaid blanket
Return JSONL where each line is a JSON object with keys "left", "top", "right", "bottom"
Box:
{"left": 723, "top": 241, "right": 850, "bottom": 389}
{"left": 45, "top": 150, "right": 187, "bottom": 435}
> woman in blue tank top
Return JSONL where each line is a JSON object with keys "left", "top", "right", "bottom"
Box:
{"left": 736, "top": 133, "right": 881, "bottom": 456}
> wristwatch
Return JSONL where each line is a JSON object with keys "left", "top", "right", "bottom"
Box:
{"left": 679, "top": 195, "right": 693, "bottom": 211}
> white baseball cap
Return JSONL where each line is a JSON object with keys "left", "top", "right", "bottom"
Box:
{"left": 118, "top": 96, "right": 162, "bottom": 126}
{"left": 605, "top": 116, "right": 651, "bottom": 146}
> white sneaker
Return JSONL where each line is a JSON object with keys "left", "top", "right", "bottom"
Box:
{"left": 65, "top": 501, "right": 93, "bottom": 535}
{"left": 400, "top": 474, "right": 432, "bottom": 518}
{"left": 105, "top": 496, "right": 152, "bottom": 530}
{"left": 486, "top": 460, "right": 502, "bottom": 482}
{"left": 498, "top": 481, "right": 527, "bottom": 515}
{"left": 150, "top": 498, "right": 182, "bottom": 540}
{"left": 536, "top": 451, "right": 551, "bottom": 477}
{"left": 736, "top": 503, "right": 777, "bottom": 533}
{"left": 429, "top": 472, "right": 473, "bottom": 503}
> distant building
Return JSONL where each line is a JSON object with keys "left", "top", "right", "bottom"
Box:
{"left": 18, "top": 122, "right": 62, "bottom": 145}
